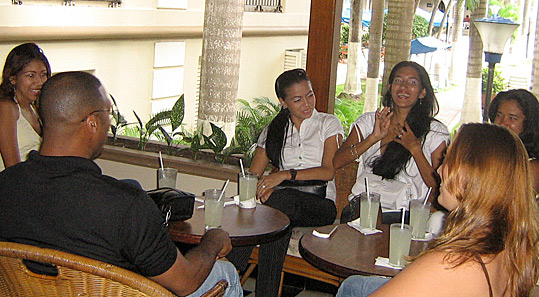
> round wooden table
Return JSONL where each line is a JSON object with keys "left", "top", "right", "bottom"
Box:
{"left": 168, "top": 202, "right": 290, "bottom": 246}
{"left": 299, "top": 223, "right": 429, "bottom": 278}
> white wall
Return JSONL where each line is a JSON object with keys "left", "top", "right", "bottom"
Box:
{"left": 0, "top": 0, "right": 310, "bottom": 131}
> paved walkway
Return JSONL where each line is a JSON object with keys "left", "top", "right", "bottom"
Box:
{"left": 434, "top": 84, "right": 464, "bottom": 131}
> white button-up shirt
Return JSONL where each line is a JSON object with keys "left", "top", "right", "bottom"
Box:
{"left": 257, "top": 109, "right": 344, "bottom": 202}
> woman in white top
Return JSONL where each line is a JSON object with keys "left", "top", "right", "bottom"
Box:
{"left": 0, "top": 43, "right": 51, "bottom": 171}
{"left": 227, "top": 68, "right": 344, "bottom": 297}
{"left": 334, "top": 61, "right": 449, "bottom": 212}
{"left": 337, "top": 123, "right": 539, "bottom": 297}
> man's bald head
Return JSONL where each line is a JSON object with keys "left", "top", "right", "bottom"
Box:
{"left": 38, "top": 71, "right": 112, "bottom": 159}
{"left": 39, "top": 71, "right": 108, "bottom": 131}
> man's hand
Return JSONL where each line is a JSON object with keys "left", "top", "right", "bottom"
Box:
{"left": 201, "top": 228, "right": 232, "bottom": 260}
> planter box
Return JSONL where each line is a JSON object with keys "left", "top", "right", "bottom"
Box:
{"left": 100, "top": 143, "right": 239, "bottom": 182}
{"left": 98, "top": 135, "right": 241, "bottom": 195}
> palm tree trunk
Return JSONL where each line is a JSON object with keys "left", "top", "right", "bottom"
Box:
{"left": 513, "top": 0, "right": 532, "bottom": 58}
{"left": 449, "top": 0, "right": 465, "bottom": 82}
{"left": 382, "top": 0, "right": 416, "bottom": 92}
{"left": 341, "top": 0, "right": 364, "bottom": 99}
{"left": 521, "top": 0, "right": 530, "bottom": 36}
{"left": 198, "top": 0, "right": 244, "bottom": 143}
{"left": 531, "top": 4, "right": 539, "bottom": 98}
{"left": 436, "top": 0, "right": 454, "bottom": 39}
{"left": 364, "top": 0, "right": 385, "bottom": 112}
{"left": 428, "top": 0, "right": 442, "bottom": 36}
{"left": 460, "top": 0, "right": 487, "bottom": 124}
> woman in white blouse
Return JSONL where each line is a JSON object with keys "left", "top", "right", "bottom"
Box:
{"left": 228, "top": 68, "right": 344, "bottom": 297}
{"left": 334, "top": 61, "right": 449, "bottom": 217}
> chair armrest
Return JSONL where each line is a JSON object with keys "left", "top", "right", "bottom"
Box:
{"left": 200, "top": 279, "right": 228, "bottom": 297}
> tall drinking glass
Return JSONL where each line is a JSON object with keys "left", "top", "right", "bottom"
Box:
{"left": 157, "top": 168, "right": 178, "bottom": 188}
{"left": 409, "top": 199, "right": 431, "bottom": 239}
{"left": 204, "top": 189, "right": 224, "bottom": 230}
{"left": 359, "top": 192, "right": 381, "bottom": 229}
{"left": 389, "top": 223, "right": 413, "bottom": 267}
{"left": 238, "top": 172, "right": 257, "bottom": 209}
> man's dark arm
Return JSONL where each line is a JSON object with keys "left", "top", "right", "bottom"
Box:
{"left": 149, "top": 229, "right": 232, "bottom": 296}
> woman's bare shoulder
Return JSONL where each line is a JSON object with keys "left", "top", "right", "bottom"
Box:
{"left": 0, "top": 98, "right": 19, "bottom": 120}
{"left": 370, "top": 251, "right": 494, "bottom": 297}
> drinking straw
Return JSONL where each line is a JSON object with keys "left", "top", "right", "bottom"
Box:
{"left": 239, "top": 159, "right": 245, "bottom": 176}
{"left": 158, "top": 151, "right": 164, "bottom": 170}
{"left": 365, "top": 176, "right": 372, "bottom": 226}
{"left": 401, "top": 207, "right": 406, "bottom": 229}
{"left": 218, "top": 179, "right": 230, "bottom": 202}
{"left": 364, "top": 176, "right": 370, "bottom": 200}
{"left": 423, "top": 187, "right": 432, "bottom": 205}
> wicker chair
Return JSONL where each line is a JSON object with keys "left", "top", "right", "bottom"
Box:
{"left": 240, "top": 162, "right": 359, "bottom": 296}
{"left": 0, "top": 242, "right": 228, "bottom": 297}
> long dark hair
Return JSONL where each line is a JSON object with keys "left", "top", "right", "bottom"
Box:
{"left": 265, "top": 68, "right": 311, "bottom": 168}
{"left": 0, "top": 43, "right": 51, "bottom": 102}
{"left": 370, "top": 61, "right": 440, "bottom": 179}
{"left": 488, "top": 89, "right": 539, "bottom": 159}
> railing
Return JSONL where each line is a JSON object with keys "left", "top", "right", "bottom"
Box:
{"left": 245, "top": 0, "right": 282, "bottom": 12}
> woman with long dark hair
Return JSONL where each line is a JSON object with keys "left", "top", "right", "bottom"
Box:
{"left": 228, "top": 68, "right": 344, "bottom": 296}
{"left": 334, "top": 61, "right": 449, "bottom": 211}
{"left": 0, "top": 43, "right": 51, "bottom": 171}
{"left": 488, "top": 88, "right": 539, "bottom": 194}
{"left": 337, "top": 123, "right": 539, "bottom": 296}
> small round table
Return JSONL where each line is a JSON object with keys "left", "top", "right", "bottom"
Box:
{"left": 168, "top": 202, "right": 290, "bottom": 246}
{"left": 299, "top": 223, "right": 428, "bottom": 278}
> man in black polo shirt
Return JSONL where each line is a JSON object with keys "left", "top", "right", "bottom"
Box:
{"left": 0, "top": 71, "right": 242, "bottom": 297}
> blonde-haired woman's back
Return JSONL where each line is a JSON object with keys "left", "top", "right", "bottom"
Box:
{"left": 371, "top": 250, "right": 510, "bottom": 297}
{"left": 336, "top": 123, "right": 538, "bottom": 297}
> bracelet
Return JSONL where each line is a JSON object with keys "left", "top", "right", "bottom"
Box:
{"left": 289, "top": 169, "right": 297, "bottom": 181}
{"left": 350, "top": 144, "right": 359, "bottom": 158}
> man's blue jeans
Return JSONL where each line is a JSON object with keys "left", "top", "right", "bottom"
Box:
{"left": 187, "top": 260, "right": 243, "bottom": 297}
{"left": 336, "top": 275, "right": 390, "bottom": 297}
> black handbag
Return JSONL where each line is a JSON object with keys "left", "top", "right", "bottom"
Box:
{"left": 146, "top": 187, "right": 195, "bottom": 225}
{"left": 273, "top": 180, "right": 328, "bottom": 198}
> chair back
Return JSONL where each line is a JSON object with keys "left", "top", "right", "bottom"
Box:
{"left": 0, "top": 241, "right": 174, "bottom": 297}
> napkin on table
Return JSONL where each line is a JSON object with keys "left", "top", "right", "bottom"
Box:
{"left": 375, "top": 257, "right": 404, "bottom": 270}
{"left": 347, "top": 217, "right": 382, "bottom": 235}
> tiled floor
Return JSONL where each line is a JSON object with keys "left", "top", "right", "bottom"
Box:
{"left": 243, "top": 273, "right": 336, "bottom": 297}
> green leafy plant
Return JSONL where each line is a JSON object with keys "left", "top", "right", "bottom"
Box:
{"left": 334, "top": 97, "right": 364, "bottom": 134}
{"left": 132, "top": 110, "right": 171, "bottom": 150}
{"left": 189, "top": 123, "right": 228, "bottom": 161}
{"left": 489, "top": 0, "right": 519, "bottom": 20}
{"left": 118, "top": 95, "right": 186, "bottom": 151}
{"left": 227, "top": 97, "right": 280, "bottom": 165}
{"left": 340, "top": 24, "right": 349, "bottom": 45}
{"left": 412, "top": 14, "right": 429, "bottom": 39}
{"left": 363, "top": 13, "right": 429, "bottom": 46}
{"left": 109, "top": 94, "right": 128, "bottom": 145}
{"left": 153, "top": 95, "right": 187, "bottom": 154}
{"left": 482, "top": 67, "right": 506, "bottom": 94}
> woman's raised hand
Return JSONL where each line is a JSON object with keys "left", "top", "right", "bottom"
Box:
{"left": 393, "top": 121, "right": 421, "bottom": 154}
{"left": 373, "top": 107, "right": 393, "bottom": 141}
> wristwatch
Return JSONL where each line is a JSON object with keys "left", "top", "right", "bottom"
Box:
{"left": 289, "top": 169, "right": 297, "bottom": 181}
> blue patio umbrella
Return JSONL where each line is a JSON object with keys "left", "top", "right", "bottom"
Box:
{"left": 410, "top": 37, "right": 451, "bottom": 55}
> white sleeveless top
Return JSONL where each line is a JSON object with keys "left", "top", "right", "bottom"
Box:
{"left": 0, "top": 104, "right": 42, "bottom": 171}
